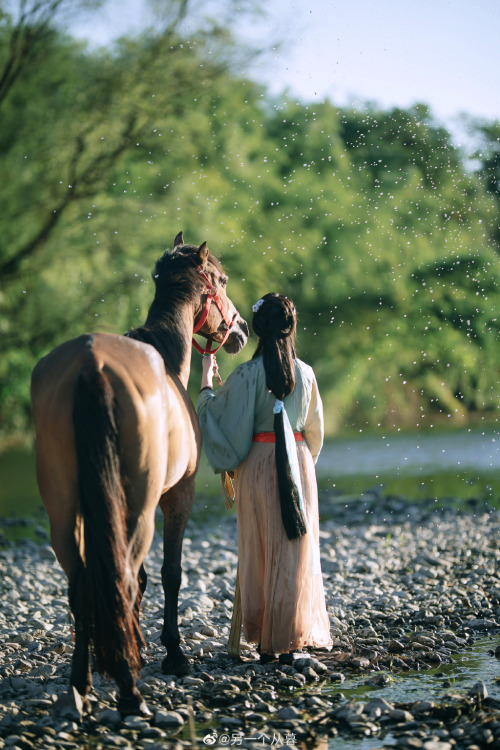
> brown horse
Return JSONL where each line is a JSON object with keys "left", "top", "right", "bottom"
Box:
{"left": 30, "top": 233, "right": 248, "bottom": 715}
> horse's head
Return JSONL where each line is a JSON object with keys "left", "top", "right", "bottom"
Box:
{"left": 173, "top": 232, "right": 249, "bottom": 355}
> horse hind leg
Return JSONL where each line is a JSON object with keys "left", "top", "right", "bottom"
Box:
{"left": 69, "top": 560, "right": 149, "bottom": 717}
{"left": 72, "top": 363, "right": 146, "bottom": 715}
{"left": 133, "top": 564, "right": 148, "bottom": 665}
{"left": 110, "top": 562, "right": 150, "bottom": 716}
{"left": 115, "top": 660, "right": 150, "bottom": 717}
{"left": 68, "top": 561, "right": 92, "bottom": 709}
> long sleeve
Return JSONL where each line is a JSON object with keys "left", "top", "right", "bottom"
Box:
{"left": 303, "top": 373, "right": 324, "bottom": 464}
{"left": 196, "top": 362, "right": 260, "bottom": 473}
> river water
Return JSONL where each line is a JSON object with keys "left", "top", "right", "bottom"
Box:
{"left": 1, "top": 426, "right": 499, "bottom": 522}
{"left": 316, "top": 426, "right": 500, "bottom": 504}
{"left": 318, "top": 427, "right": 500, "bottom": 477}
{"left": 323, "top": 637, "right": 500, "bottom": 749}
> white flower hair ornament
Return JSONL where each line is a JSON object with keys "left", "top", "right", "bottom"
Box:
{"left": 252, "top": 298, "right": 265, "bottom": 313}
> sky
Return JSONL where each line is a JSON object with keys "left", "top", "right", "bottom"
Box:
{"left": 69, "top": 0, "right": 499, "bottom": 145}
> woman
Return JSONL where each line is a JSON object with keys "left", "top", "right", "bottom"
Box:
{"left": 197, "top": 293, "right": 331, "bottom": 661}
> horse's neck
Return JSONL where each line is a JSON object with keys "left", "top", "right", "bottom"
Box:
{"left": 126, "top": 304, "right": 194, "bottom": 389}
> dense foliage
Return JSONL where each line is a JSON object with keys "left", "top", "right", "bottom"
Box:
{"left": 1, "top": 0, "right": 499, "bottom": 446}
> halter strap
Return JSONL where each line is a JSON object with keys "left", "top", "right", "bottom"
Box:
{"left": 189, "top": 258, "right": 237, "bottom": 355}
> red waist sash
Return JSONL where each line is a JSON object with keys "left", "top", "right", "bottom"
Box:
{"left": 253, "top": 432, "right": 304, "bottom": 442}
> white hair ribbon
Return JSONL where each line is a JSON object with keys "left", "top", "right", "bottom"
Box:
{"left": 273, "top": 399, "right": 284, "bottom": 414}
{"left": 252, "top": 298, "right": 265, "bottom": 313}
{"left": 273, "top": 399, "right": 321, "bottom": 576}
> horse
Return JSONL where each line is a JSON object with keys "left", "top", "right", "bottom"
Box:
{"left": 30, "top": 232, "right": 249, "bottom": 715}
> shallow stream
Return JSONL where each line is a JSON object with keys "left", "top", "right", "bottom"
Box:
{"left": 323, "top": 636, "right": 500, "bottom": 749}
{"left": 1, "top": 427, "right": 499, "bottom": 522}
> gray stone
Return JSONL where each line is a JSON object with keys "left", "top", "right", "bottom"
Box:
{"left": 396, "top": 738, "right": 423, "bottom": 749}
{"left": 54, "top": 688, "right": 84, "bottom": 722}
{"left": 363, "top": 697, "right": 395, "bottom": 716}
{"left": 122, "top": 714, "right": 150, "bottom": 729}
{"left": 465, "top": 618, "right": 498, "bottom": 630}
{"left": 329, "top": 672, "right": 345, "bottom": 682}
{"left": 335, "top": 701, "right": 365, "bottom": 722}
{"left": 468, "top": 680, "right": 488, "bottom": 699}
{"left": 389, "top": 709, "right": 415, "bottom": 722}
{"left": 277, "top": 705, "right": 301, "bottom": 720}
{"left": 154, "top": 710, "right": 185, "bottom": 729}
{"left": 96, "top": 708, "right": 122, "bottom": 725}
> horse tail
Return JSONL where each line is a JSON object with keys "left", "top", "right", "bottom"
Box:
{"left": 72, "top": 361, "right": 141, "bottom": 679}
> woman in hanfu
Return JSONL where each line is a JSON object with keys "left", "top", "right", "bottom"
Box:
{"left": 197, "top": 293, "right": 331, "bottom": 662}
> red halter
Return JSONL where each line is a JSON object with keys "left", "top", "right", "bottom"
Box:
{"left": 191, "top": 260, "right": 237, "bottom": 355}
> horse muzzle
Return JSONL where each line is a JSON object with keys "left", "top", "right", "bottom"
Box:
{"left": 223, "top": 316, "right": 249, "bottom": 354}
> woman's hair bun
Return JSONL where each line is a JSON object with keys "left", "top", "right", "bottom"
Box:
{"left": 252, "top": 293, "right": 296, "bottom": 339}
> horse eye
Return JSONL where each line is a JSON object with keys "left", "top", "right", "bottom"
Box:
{"left": 220, "top": 276, "right": 228, "bottom": 287}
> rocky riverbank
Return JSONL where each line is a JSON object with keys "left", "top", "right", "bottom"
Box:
{"left": 0, "top": 493, "right": 499, "bottom": 750}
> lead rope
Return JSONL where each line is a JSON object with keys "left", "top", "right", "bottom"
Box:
{"left": 203, "top": 349, "right": 223, "bottom": 387}
{"left": 213, "top": 362, "right": 223, "bottom": 387}
{"left": 206, "top": 354, "right": 233, "bottom": 506}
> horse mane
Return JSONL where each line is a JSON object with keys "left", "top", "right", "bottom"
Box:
{"left": 126, "top": 244, "right": 223, "bottom": 375}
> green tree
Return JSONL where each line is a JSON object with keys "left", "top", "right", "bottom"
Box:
{"left": 0, "top": 0, "right": 266, "bottom": 445}
{"left": 470, "top": 119, "right": 500, "bottom": 244}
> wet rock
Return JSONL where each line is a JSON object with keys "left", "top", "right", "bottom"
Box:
{"left": 388, "top": 639, "right": 406, "bottom": 653}
{"left": 154, "top": 710, "right": 185, "bottom": 729}
{"left": 53, "top": 687, "right": 84, "bottom": 722}
{"left": 278, "top": 675, "right": 305, "bottom": 688}
{"left": 389, "top": 708, "right": 415, "bottom": 722}
{"left": 465, "top": 618, "right": 498, "bottom": 630}
{"left": 468, "top": 680, "right": 488, "bottom": 700}
{"left": 122, "top": 714, "right": 150, "bottom": 730}
{"left": 329, "top": 671, "right": 345, "bottom": 682}
{"left": 95, "top": 707, "right": 121, "bottom": 725}
{"left": 277, "top": 705, "right": 301, "bottom": 720}
{"left": 350, "top": 656, "right": 371, "bottom": 669}
{"left": 396, "top": 738, "right": 424, "bottom": 749}
{"left": 363, "top": 697, "right": 394, "bottom": 716}
{"left": 335, "top": 701, "right": 365, "bottom": 723}
{"left": 411, "top": 700, "right": 435, "bottom": 714}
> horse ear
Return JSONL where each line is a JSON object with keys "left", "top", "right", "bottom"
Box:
{"left": 174, "top": 231, "right": 184, "bottom": 247}
{"left": 197, "top": 241, "right": 209, "bottom": 267}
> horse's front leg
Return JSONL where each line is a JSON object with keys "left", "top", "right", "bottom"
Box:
{"left": 159, "top": 477, "right": 194, "bottom": 676}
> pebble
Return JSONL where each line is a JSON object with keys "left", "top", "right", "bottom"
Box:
{"left": 153, "top": 710, "right": 184, "bottom": 728}
{"left": 277, "top": 706, "right": 301, "bottom": 720}
{"left": 1, "top": 494, "right": 499, "bottom": 749}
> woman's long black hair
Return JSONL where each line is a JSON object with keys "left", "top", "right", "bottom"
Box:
{"left": 252, "top": 293, "right": 306, "bottom": 540}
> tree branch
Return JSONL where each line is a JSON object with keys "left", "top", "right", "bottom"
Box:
{"left": 0, "top": 113, "right": 137, "bottom": 279}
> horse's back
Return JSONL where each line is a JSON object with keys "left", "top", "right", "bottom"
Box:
{"left": 31, "top": 332, "right": 166, "bottom": 464}
{"left": 31, "top": 332, "right": 199, "bottom": 557}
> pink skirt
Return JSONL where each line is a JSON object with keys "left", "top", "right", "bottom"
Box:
{"left": 234, "top": 441, "right": 332, "bottom": 655}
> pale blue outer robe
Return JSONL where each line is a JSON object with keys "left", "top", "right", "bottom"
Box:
{"left": 197, "top": 356, "right": 324, "bottom": 473}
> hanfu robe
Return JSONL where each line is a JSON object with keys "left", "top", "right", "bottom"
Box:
{"left": 197, "top": 357, "right": 331, "bottom": 655}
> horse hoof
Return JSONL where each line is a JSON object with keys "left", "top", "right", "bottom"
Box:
{"left": 118, "top": 694, "right": 150, "bottom": 717}
{"left": 139, "top": 700, "right": 152, "bottom": 717}
{"left": 56, "top": 686, "right": 90, "bottom": 721}
{"left": 161, "top": 654, "right": 191, "bottom": 677}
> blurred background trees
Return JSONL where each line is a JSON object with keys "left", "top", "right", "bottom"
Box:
{"left": 1, "top": 0, "right": 499, "bottom": 446}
